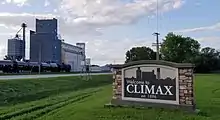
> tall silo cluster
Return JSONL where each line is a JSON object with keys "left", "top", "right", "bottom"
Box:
{"left": 7, "top": 23, "right": 27, "bottom": 61}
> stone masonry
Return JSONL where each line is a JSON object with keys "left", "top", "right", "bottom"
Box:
{"left": 179, "top": 68, "right": 195, "bottom": 107}
{"left": 112, "top": 68, "right": 122, "bottom": 100}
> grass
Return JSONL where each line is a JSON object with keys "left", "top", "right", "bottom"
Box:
{"left": 0, "top": 74, "right": 112, "bottom": 106}
{"left": 0, "top": 71, "right": 111, "bottom": 76}
{"left": 0, "top": 74, "right": 220, "bottom": 120}
{"left": 0, "top": 72, "right": 76, "bottom": 76}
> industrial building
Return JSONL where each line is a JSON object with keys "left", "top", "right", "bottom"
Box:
{"left": 4, "top": 18, "right": 113, "bottom": 73}
{"left": 61, "top": 42, "right": 85, "bottom": 72}
{"left": 7, "top": 36, "right": 25, "bottom": 61}
{"left": 5, "top": 18, "right": 87, "bottom": 72}
{"left": 29, "top": 18, "right": 86, "bottom": 72}
{"left": 7, "top": 23, "right": 27, "bottom": 61}
{"left": 30, "top": 18, "right": 61, "bottom": 63}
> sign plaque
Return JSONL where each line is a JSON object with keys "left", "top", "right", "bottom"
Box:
{"left": 122, "top": 65, "right": 179, "bottom": 105}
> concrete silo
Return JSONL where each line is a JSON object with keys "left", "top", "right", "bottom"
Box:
{"left": 7, "top": 23, "right": 27, "bottom": 61}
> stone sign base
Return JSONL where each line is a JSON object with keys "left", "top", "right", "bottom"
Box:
{"left": 104, "top": 102, "right": 198, "bottom": 114}
{"left": 111, "top": 99, "right": 195, "bottom": 112}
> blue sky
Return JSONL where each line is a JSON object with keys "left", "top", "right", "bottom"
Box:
{"left": 0, "top": 0, "right": 219, "bottom": 65}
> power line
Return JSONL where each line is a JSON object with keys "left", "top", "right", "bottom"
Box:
{"left": 156, "top": 0, "right": 159, "bottom": 33}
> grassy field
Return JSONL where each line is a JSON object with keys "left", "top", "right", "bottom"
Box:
{"left": 0, "top": 72, "right": 75, "bottom": 76}
{"left": 0, "top": 74, "right": 220, "bottom": 120}
{"left": 0, "top": 71, "right": 111, "bottom": 76}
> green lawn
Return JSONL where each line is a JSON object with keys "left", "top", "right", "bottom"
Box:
{"left": 0, "top": 71, "right": 111, "bottom": 76}
{"left": 0, "top": 72, "right": 75, "bottom": 76}
{"left": 0, "top": 74, "right": 220, "bottom": 120}
{"left": 0, "top": 74, "right": 112, "bottom": 106}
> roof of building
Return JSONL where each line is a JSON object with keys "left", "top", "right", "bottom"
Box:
{"left": 36, "top": 18, "right": 57, "bottom": 20}
{"left": 62, "top": 42, "right": 83, "bottom": 49}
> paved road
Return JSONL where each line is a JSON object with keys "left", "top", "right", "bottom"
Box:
{"left": 0, "top": 73, "right": 112, "bottom": 80}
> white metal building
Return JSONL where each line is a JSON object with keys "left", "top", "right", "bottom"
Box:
{"left": 90, "top": 65, "right": 102, "bottom": 72}
{"left": 61, "top": 42, "right": 85, "bottom": 72}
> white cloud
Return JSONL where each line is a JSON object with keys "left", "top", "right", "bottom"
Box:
{"left": 0, "top": 0, "right": 185, "bottom": 36}
{"left": 58, "top": 0, "right": 184, "bottom": 26}
{"left": 174, "top": 22, "right": 220, "bottom": 33}
{"left": 173, "top": 0, "right": 185, "bottom": 8}
{"left": 0, "top": 47, "right": 6, "bottom": 59}
{"left": 0, "top": 12, "right": 58, "bottom": 30}
{"left": 85, "top": 37, "right": 154, "bottom": 65}
{"left": 3, "top": 0, "right": 29, "bottom": 6}
{"left": 0, "top": 12, "right": 104, "bottom": 37}
{"left": 196, "top": 36, "right": 220, "bottom": 49}
{"left": 195, "top": 2, "right": 201, "bottom": 6}
{"left": 53, "top": 9, "right": 58, "bottom": 13}
{"left": 44, "top": 0, "right": 50, "bottom": 7}
{"left": 197, "top": 36, "right": 220, "bottom": 42}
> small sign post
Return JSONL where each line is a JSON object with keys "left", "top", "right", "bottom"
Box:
{"left": 80, "top": 59, "right": 91, "bottom": 80}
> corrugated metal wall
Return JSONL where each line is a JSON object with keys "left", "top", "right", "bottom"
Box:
{"left": 7, "top": 38, "right": 25, "bottom": 60}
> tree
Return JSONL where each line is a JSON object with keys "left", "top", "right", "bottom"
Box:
{"left": 194, "top": 47, "right": 220, "bottom": 73}
{"left": 125, "top": 46, "right": 156, "bottom": 63}
{"left": 160, "top": 32, "right": 200, "bottom": 63}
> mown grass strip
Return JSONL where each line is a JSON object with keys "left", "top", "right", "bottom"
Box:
{"left": 0, "top": 87, "right": 95, "bottom": 115}
{"left": 0, "top": 74, "right": 112, "bottom": 106}
{"left": 35, "top": 84, "right": 211, "bottom": 120}
{"left": 0, "top": 89, "right": 100, "bottom": 120}
{"left": 35, "top": 85, "right": 112, "bottom": 120}
{"left": 9, "top": 93, "right": 95, "bottom": 120}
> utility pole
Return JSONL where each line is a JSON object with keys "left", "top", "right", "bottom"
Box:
{"left": 38, "top": 43, "right": 41, "bottom": 74}
{"left": 152, "top": 0, "right": 161, "bottom": 61}
{"left": 152, "top": 32, "right": 160, "bottom": 60}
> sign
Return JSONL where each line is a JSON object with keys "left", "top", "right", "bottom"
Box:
{"left": 122, "top": 64, "right": 179, "bottom": 105}
{"left": 109, "top": 60, "right": 195, "bottom": 112}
